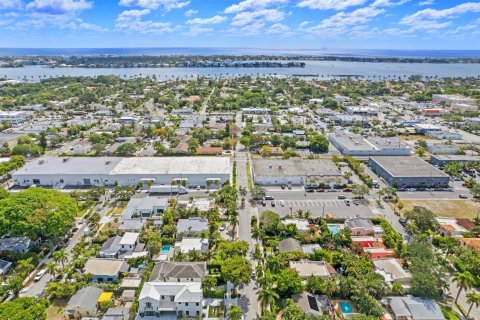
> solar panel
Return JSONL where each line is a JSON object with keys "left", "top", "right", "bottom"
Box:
{"left": 307, "top": 295, "right": 319, "bottom": 311}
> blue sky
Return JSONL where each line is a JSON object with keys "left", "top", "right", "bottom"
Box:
{"left": 0, "top": 0, "right": 479, "bottom": 49}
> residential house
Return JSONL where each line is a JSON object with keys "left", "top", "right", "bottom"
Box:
{"left": 103, "top": 307, "right": 130, "bottom": 320}
{"left": 123, "top": 197, "right": 169, "bottom": 219}
{"left": 292, "top": 292, "right": 332, "bottom": 317}
{"left": 373, "top": 259, "right": 411, "bottom": 291}
{"left": 459, "top": 238, "right": 480, "bottom": 251}
{"left": 84, "top": 258, "right": 128, "bottom": 282}
{"left": 0, "top": 236, "right": 34, "bottom": 253}
{"left": 138, "top": 282, "right": 203, "bottom": 318}
{"left": 278, "top": 238, "right": 302, "bottom": 253}
{"left": 177, "top": 218, "right": 209, "bottom": 237}
{"left": 283, "top": 219, "right": 311, "bottom": 234}
{"left": 435, "top": 217, "right": 468, "bottom": 237}
{"left": 289, "top": 260, "right": 332, "bottom": 280}
{"left": 99, "top": 236, "right": 122, "bottom": 258}
{"left": 119, "top": 232, "right": 140, "bottom": 252}
{"left": 383, "top": 296, "right": 445, "bottom": 320}
{"left": 302, "top": 244, "right": 322, "bottom": 255}
{"left": 149, "top": 261, "right": 207, "bottom": 282}
{"left": 345, "top": 217, "right": 375, "bottom": 236}
{"left": 65, "top": 286, "right": 103, "bottom": 319}
{"left": 175, "top": 238, "right": 209, "bottom": 254}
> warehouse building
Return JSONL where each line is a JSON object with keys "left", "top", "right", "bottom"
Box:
{"left": 328, "top": 132, "right": 411, "bottom": 156}
{"left": 430, "top": 155, "right": 480, "bottom": 167}
{"left": 369, "top": 156, "right": 450, "bottom": 188}
{"left": 252, "top": 159, "right": 344, "bottom": 187}
{"left": 0, "top": 111, "right": 27, "bottom": 125}
{"left": 12, "top": 156, "right": 230, "bottom": 189}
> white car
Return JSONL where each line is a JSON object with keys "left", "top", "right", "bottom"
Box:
{"left": 34, "top": 269, "right": 47, "bottom": 282}
{"left": 280, "top": 200, "right": 285, "bottom": 207}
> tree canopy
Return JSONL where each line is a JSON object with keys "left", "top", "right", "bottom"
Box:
{"left": 0, "top": 297, "right": 49, "bottom": 320}
{"left": 0, "top": 188, "right": 77, "bottom": 239}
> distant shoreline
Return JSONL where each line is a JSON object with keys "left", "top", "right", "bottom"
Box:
{"left": 2, "top": 54, "right": 480, "bottom": 69}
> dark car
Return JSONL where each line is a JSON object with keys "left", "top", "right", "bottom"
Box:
{"left": 262, "top": 200, "right": 266, "bottom": 206}
{"left": 271, "top": 201, "right": 276, "bottom": 207}
{"left": 306, "top": 189, "right": 315, "bottom": 193}
{"left": 281, "top": 184, "right": 285, "bottom": 189}
{"left": 399, "top": 219, "right": 407, "bottom": 227}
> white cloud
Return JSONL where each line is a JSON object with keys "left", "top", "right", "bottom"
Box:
{"left": 418, "top": 0, "right": 433, "bottom": 6}
{"left": 297, "top": 0, "right": 366, "bottom": 11}
{"left": 26, "top": 0, "right": 92, "bottom": 14}
{"left": 267, "top": 23, "right": 295, "bottom": 36}
{"left": 186, "top": 15, "right": 226, "bottom": 25}
{"left": 372, "top": 0, "right": 410, "bottom": 7}
{"left": 225, "top": 0, "right": 287, "bottom": 14}
{"left": 184, "top": 9, "right": 197, "bottom": 17}
{"left": 307, "top": 6, "right": 385, "bottom": 35}
{"left": 231, "top": 9, "right": 284, "bottom": 27}
{"left": 12, "top": 11, "right": 106, "bottom": 31}
{"left": 118, "top": 0, "right": 190, "bottom": 11}
{"left": 0, "top": 0, "right": 22, "bottom": 9}
{"left": 184, "top": 25, "right": 213, "bottom": 36}
{"left": 299, "top": 20, "right": 309, "bottom": 26}
{"left": 401, "top": 2, "right": 480, "bottom": 31}
{"left": 115, "top": 8, "right": 177, "bottom": 33}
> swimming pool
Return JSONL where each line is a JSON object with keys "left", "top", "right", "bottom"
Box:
{"left": 160, "top": 245, "right": 171, "bottom": 255}
{"left": 340, "top": 301, "right": 353, "bottom": 314}
{"left": 327, "top": 224, "right": 341, "bottom": 235}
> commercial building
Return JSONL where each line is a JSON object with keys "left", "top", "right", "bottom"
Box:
{"left": 426, "top": 144, "right": 459, "bottom": 155}
{"left": 421, "top": 108, "right": 446, "bottom": 116}
{"left": 252, "top": 159, "right": 344, "bottom": 187}
{"left": 432, "top": 94, "right": 475, "bottom": 106}
{"left": 369, "top": 156, "right": 450, "bottom": 188}
{"left": 346, "top": 106, "right": 378, "bottom": 116}
{"left": 414, "top": 123, "right": 441, "bottom": 134}
{"left": 12, "top": 156, "right": 230, "bottom": 188}
{"left": 427, "top": 130, "right": 462, "bottom": 140}
{"left": 241, "top": 107, "right": 269, "bottom": 115}
{"left": 430, "top": 155, "right": 480, "bottom": 166}
{"left": 465, "top": 118, "right": 480, "bottom": 126}
{"left": 328, "top": 132, "right": 411, "bottom": 156}
{"left": 0, "top": 111, "right": 27, "bottom": 125}
{"left": 329, "top": 114, "right": 369, "bottom": 126}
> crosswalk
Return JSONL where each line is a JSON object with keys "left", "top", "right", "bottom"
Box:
{"left": 279, "top": 199, "right": 346, "bottom": 207}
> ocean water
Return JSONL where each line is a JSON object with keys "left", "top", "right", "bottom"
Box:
{"left": 0, "top": 47, "right": 479, "bottom": 58}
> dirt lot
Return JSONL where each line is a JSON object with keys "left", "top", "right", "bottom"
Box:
{"left": 398, "top": 134, "right": 429, "bottom": 141}
{"left": 399, "top": 200, "right": 480, "bottom": 219}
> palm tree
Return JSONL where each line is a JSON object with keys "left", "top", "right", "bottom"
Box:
{"left": 453, "top": 271, "right": 476, "bottom": 303}
{"left": 45, "top": 261, "right": 58, "bottom": 280}
{"left": 53, "top": 249, "right": 68, "bottom": 270}
{"left": 251, "top": 226, "right": 264, "bottom": 242}
{"left": 258, "top": 286, "right": 279, "bottom": 314}
{"left": 229, "top": 214, "right": 238, "bottom": 240}
{"left": 405, "top": 223, "right": 419, "bottom": 237}
{"left": 227, "top": 305, "right": 243, "bottom": 320}
{"left": 466, "top": 292, "right": 480, "bottom": 318}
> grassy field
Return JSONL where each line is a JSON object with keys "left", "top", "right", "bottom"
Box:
{"left": 399, "top": 199, "right": 480, "bottom": 219}
{"left": 46, "top": 300, "right": 67, "bottom": 320}
{"left": 246, "top": 161, "right": 253, "bottom": 190}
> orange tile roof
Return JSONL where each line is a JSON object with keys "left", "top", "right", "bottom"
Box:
{"left": 460, "top": 238, "right": 480, "bottom": 250}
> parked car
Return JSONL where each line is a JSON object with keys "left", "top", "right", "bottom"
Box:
{"left": 338, "top": 194, "right": 346, "bottom": 199}
{"left": 261, "top": 200, "right": 266, "bottom": 206}
{"left": 343, "top": 188, "right": 352, "bottom": 192}
{"left": 353, "top": 199, "right": 360, "bottom": 205}
{"left": 459, "top": 194, "right": 468, "bottom": 199}
{"left": 34, "top": 269, "right": 46, "bottom": 282}
{"left": 399, "top": 219, "right": 407, "bottom": 227}
{"left": 280, "top": 200, "right": 285, "bottom": 207}
{"left": 271, "top": 201, "right": 275, "bottom": 207}
{"left": 344, "top": 199, "right": 351, "bottom": 206}
{"left": 287, "top": 185, "right": 292, "bottom": 190}
{"left": 265, "top": 195, "right": 274, "bottom": 200}
{"left": 219, "top": 224, "right": 227, "bottom": 231}
{"left": 280, "top": 184, "right": 285, "bottom": 189}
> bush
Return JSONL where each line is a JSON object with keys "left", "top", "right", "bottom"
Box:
{"left": 204, "top": 289, "right": 225, "bottom": 298}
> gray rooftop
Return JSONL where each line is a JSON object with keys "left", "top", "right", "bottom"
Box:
{"left": 345, "top": 217, "right": 374, "bottom": 230}
{"left": 370, "top": 156, "right": 449, "bottom": 178}
{"left": 66, "top": 286, "right": 103, "bottom": 312}
{"left": 386, "top": 296, "right": 445, "bottom": 320}
{"left": 278, "top": 238, "right": 302, "bottom": 253}
{"left": 330, "top": 132, "right": 410, "bottom": 152}
{"left": 177, "top": 217, "right": 209, "bottom": 233}
{"left": 430, "top": 155, "right": 480, "bottom": 162}
{"left": 14, "top": 157, "right": 121, "bottom": 175}
{"left": 149, "top": 261, "right": 207, "bottom": 281}
{"left": 253, "top": 159, "right": 342, "bottom": 177}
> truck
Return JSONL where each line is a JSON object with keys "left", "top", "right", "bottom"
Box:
{"left": 149, "top": 185, "right": 188, "bottom": 195}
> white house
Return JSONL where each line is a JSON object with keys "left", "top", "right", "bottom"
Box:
{"left": 138, "top": 282, "right": 203, "bottom": 319}
{"left": 175, "top": 238, "right": 209, "bottom": 254}
{"left": 119, "top": 232, "right": 140, "bottom": 252}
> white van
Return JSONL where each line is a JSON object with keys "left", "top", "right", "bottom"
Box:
{"left": 34, "top": 269, "right": 47, "bottom": 282}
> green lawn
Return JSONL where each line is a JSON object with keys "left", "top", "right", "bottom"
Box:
{"left": 441, "top": 305, "right": 462, "bottom": 320}
{"left": 246, "top": 162, "right": 253, "bottom": 190}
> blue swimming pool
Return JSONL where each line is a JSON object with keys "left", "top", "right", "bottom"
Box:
{"left": 327, "top": 224, "right": 340, "bottom": 235}
{"left": 340, "top": 301, "right": 353, "bottom": 314}
{"left": 160, "top": 245, "right": 171, "bottom": 255}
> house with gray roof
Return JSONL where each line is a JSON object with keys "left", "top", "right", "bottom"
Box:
{"left": 278, "top": 238, "right": 302, "bottom": 253}
{"left": 383, "top": 296, "right": 445, "bottom": 320}
{"left": 65, "top": 286, "right": 103, "bottom": 319}
{"left": 84, "top": 258, "right": 129, "bottom": 282}
{"left": 0, "top": 236, "right": 34, "bottom": 253}
{"left": 149, "top": 261, "right": 207, "bottom": 283}
{"left": 122, "top": 196, "right": 169, "bottom": 219}
{"left": 345, "top": 217, "right": 375, "bottom": 236}
{"left": 176, "top": 217, "right": 209, "bottom": 237}
{"left": 292, "top": 292, "right": 332, "bottom": 317}
{"left": 99, "top": 236, "right": 122, "bottom": 259}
